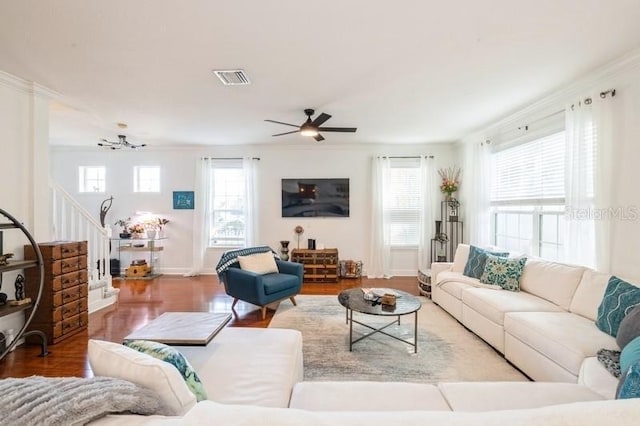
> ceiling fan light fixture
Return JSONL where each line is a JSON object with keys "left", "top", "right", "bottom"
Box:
{"left": 300, "top": 124, "right": 318, "bottom": 137}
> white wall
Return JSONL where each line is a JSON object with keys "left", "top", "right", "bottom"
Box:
{"left": 51, "top": 142, "right": 458, "bottom": 276}
{"left": 0, "top": 72, "right": 51, "bottom": 336}
{"left": 460, "top": 51, "right": 640, "bottom": 282}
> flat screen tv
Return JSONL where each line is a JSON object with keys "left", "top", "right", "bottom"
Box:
{"left": 282, "top": 178, "right": 349, "bottom": 217}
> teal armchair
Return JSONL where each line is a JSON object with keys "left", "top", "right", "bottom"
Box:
{"left": 222, "top": 260, "right": 303, "bottom": 319}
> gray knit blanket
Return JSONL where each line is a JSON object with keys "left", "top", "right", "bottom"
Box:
{"left": 0, "top": 376, "right": 169, "bottom": 426}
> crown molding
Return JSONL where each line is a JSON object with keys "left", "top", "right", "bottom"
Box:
{"left": 0, "top": 69, "right": 61, "bottom": 99}
{"left": 462, "top": 47, "right": 640, "bottom": 144}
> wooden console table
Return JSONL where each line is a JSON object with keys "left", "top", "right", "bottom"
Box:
{"left": 291, "top": 248, "right": 339, "bottom": 283}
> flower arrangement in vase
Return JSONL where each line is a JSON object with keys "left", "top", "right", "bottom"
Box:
{"left": 130, "top": 223, "right": 146, "bottom": 239}
{"left": 438, "top": 166, "right": 461, "bottom": 200}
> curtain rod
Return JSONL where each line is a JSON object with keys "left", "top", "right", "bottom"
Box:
{"left": 378, "top": 155, "right": 434, "bottom": 159}
{"left": 201, "top": 156, "right": 260, "bottom": 160}
{"left": 520, "top": 88, "right": 616, "bottom": 129}
{"left": 517, "top": 109, "right": 565, "bottom": 131}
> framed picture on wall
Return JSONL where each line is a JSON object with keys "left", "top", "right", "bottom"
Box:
{"left": 173, "top": 191, "right": 195, "bottom": 210}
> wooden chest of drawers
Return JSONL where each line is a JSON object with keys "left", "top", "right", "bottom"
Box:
{"left": 291, "top": 248, "right": 339, "bottom": 283}
{"left": 24, "top": 241, "right": 89, "bottom": 344}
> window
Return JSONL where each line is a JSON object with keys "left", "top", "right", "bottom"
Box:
{"left": 490, "top": 131, "right": 567, "bottom": 260}
{"left": 386, "top": 158, "right": 421, "bottom": 246}
{"left": 208, "top": 160, "right": 246, "bottom": 247}
{"left": 78, "top": 166, "right": 105, "bottom": 193}
{"left": 134, "top": 166, "right": 160, "bottom": 193}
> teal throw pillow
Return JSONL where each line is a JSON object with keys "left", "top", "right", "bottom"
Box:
{"left": 124, "top": 340, "right": 207, "bottom": 402}
{"left": 463, "top": 245, "right": 509, "bottom": 279}
{"left": 480, "top": 254, "right": 527, "bottom": 292}
{"left": 617, "top": 358, "right": 640, "bottom": 399}
{"left": 596, "top": 276, "right": 640, "bottom": 337}
{"left": 621, "top": 336, "right": 640, "bottom": 374}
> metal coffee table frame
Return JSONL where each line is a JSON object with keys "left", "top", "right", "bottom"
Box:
{"left": 338, "top": 288, "right": 421, "bottom": 353}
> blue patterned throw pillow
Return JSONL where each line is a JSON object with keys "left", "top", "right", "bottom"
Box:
{"left": 596, "top": 276, "right": 640, "bottom": 337}
{"left": 463, "top": 245, "right": 509, "bottom": 279}
{"left": 480, "top": 254, "right": 527, "bottom": 292}
{"left": 124, "top": 340, "right": 207, "bottom": 402}
{"left": 618, "top": 358, "right": 640, "bottom": 399}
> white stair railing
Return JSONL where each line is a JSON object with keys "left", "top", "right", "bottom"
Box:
{"left": 49, "top": 179, "right": 118, "bottom": 312}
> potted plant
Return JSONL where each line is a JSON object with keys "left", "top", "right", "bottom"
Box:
{"left": 115, "top": 217, "right": 132, "bottom": 239}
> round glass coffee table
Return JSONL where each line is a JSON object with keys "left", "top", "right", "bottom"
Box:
{"left": 338, "top": 288, "right": 422, "bottom": 353}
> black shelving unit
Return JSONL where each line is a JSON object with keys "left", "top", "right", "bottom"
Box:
{"left": 431, "top": 201, "right": 464, "bottom": 264}
{"left": 0, "top": 208, "right": 48, "bottom": 360}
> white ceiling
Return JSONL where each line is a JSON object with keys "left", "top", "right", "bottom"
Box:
{"left": 1, "top": 0, "right": 639, "bottom": 147}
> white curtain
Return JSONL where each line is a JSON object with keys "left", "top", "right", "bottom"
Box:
{"left": 465, "top": 140, "right": 492, "bottom": 247}
{"left": 592, "top": 98, "right": 613, "bottom": 273}
{"left": 368, "top": 156, "right": 391, "bottom": 278}
{"left": 185, "top": 157, "right": 214, "bottom": 276}
{"left": 564, "top": 96, "right": 613, "bottom": 271}
{"left": 418, "top": 156, "right": 437, "bottom": 271}
{"left": 242, "top": 157, "right": 258, "bottom": 247}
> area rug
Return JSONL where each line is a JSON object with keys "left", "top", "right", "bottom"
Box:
{"left": 269, "top": 295, "right": 527, "bottom": 383}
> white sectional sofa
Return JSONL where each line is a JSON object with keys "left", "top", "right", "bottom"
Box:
{"left": 85, "top": 320, "right": 639, "bottom": 425}
{"left": 432, "top": 244, "right": 623, "bottom": 397}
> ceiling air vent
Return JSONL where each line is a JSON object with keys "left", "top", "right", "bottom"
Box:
{"left": 212, "top": 69, "right": 251, "bottom": 85}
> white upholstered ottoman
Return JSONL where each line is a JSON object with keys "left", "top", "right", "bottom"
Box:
{"left": 179, "top": 327, "right": 303, "bottom": 408}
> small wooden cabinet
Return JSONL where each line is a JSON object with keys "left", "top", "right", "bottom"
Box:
{"left": 291, "top": 248, "right": 339, "bottom": 283}
{"left": 24, "top": 241, "right": 89, "bottom": 344}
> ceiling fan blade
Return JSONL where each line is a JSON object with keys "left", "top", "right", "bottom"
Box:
{"left": 313, "top": 134, "right": 325, "bottom": 142}
{"left": 272, "top": 130, "right": 300, "bottom": 137}
{"left": 311, "top": 113, "right": 331, "bottom": 127}
{"left": 317, "top": 127, "right": 357, "bottom": 133}
{"left": 265, "top": 119, "right": 300, "bottom": 128}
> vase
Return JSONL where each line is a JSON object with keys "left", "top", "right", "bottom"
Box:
{"left": 119, "top": 232, "right": 131, "bottom": 239}
{"left": 280, "top": 241, "right": 290, "bottom": 261}
{"left": 147, "top": 230, "right": 157, "bottom": 240}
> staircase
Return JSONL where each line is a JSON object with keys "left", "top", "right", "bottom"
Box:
{"left": 49, "top": 179, "right": 119, "bottom": 313}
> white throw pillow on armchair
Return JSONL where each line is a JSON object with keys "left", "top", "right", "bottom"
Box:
{"left": 238, "top": 252, "right": 279, "bottom": 274}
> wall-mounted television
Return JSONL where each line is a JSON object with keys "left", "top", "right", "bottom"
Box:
{"left": 282, "top": 178, "right": 349, "bottom": 217}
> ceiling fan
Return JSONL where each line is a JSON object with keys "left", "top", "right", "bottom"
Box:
{"left": 98, "top": 135, "right": 147, "bottom": 150}
{"left": 265, "top": 109, "right": 357, "bottom": 142}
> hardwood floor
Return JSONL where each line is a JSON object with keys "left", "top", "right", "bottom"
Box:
{"left": 0, "top": 275, "right": 420, "bottom": 379}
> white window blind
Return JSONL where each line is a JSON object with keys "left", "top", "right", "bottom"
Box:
{"left": 491, "top": 131, "right": 565, "bottom": 205}
{"left": 386, "top": 158, "right": 420, "bottom": 246}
